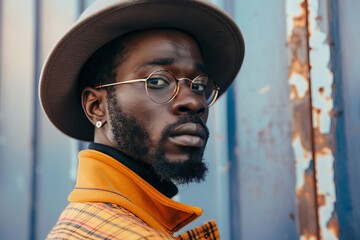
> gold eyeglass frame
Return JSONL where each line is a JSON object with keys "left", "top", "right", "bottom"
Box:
{"left": 95, "top": 69, "right": 220, "bottom": 107}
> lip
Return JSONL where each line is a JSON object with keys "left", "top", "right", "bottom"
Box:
{"left": 168, "top": 123, "right": 207, "bottom": 147}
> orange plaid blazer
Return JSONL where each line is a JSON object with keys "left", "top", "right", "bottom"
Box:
{"left": 46, "top": 150, "right": 220, "bottom": 239}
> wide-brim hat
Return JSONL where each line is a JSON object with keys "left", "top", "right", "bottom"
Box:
{"left": 39, "top": 0, "right": 245, "bottom": 142}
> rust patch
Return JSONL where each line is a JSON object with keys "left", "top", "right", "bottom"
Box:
{"left": 327, "top": 211, "right": 339, "bottom": 238}
{"left": 288, "top": 0, "right": 313, "bottom": 152}
{"left": 297, "top": 161, "right": 318, "bottom": 238}
{"left": 287, "top": 0, "right": 320, "bottom": 239}
{"left": 308, "top": 0, "right": 337, "bottom": 238}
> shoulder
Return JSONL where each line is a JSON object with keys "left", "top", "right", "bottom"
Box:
{"left": 46, "top": 202, "right": 174, "bottom": 240}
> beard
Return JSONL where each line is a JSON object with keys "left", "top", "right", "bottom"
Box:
{"left": 107, "top": 90, "right": 209, "bottom": 184}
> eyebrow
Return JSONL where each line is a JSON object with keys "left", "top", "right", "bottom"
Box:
{"left": 136, "top": 57, "right": 208, "bottom": 74}
{"left": 145, "top": 58, "right": 176, "bottom": 66}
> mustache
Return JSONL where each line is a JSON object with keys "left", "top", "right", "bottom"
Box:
{"left": 161, "top": 116, "right": 209, "bottom": 141}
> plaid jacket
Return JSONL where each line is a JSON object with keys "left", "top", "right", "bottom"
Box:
{"left": 46, "top": 150, "right": 220, "bottom": 239}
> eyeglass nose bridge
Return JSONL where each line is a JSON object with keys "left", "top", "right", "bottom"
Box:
{"left": 170, "top": 77, "right": 208, "bottom": 104}
{"left": 158, "top": 78, "right": 193, "bottom": 105}
{"left": 177, "top": 77, "right": 198, "bottom": 88}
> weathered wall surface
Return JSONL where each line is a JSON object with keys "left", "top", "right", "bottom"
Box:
{"left": 0, "top": 0, "right": 358, "bottom": 239}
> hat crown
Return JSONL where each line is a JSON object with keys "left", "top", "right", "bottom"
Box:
{"left": 39, "top": 0, "right": 244, "bottom": 141}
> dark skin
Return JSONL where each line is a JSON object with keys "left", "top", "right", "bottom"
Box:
{"left": 81, "top": 29, "right": 209, "bottom": 166}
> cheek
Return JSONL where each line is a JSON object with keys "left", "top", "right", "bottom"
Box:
{"left": 117, "top": 92, "right": 170, "bottom": 142}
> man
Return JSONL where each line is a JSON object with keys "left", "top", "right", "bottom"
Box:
{"left": 39, "top": 0, "right": 244, "bottom": 239}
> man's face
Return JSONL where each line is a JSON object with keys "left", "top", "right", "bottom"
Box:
{"left": 105, "top": 29, "right": 210, "bottom": 184}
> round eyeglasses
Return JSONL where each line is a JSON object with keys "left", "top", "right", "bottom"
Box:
{"left": 95, "top": 69, "right": 220, "bottom": 107}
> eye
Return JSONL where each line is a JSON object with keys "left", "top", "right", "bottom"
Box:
{"left": 191, "top": 81, "right": 207, "bottom": 93}
{"left": 147, "top": 75, "right": 170, "bottom": 89}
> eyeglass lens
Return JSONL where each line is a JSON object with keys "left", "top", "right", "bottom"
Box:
{"left": 145, "top": 70, "right": 216, "bottom": 105}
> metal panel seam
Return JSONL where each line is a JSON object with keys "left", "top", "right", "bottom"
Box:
{"left": 226, "top": 85, "right": 241, "bottom": 240}
{"left": 224, "top": 1, "right": 241, "bottom": 239}
{"left": 29, "top": 0, "right": 42, "bottom": 239}
{"left": 78, "top": 0, "right": 85, "bottom": 16}
{"left": 304, "top": 1, "right": 321, "bottom": 238}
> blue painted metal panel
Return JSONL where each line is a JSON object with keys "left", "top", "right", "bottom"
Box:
{"left": 333, "top": 0, "right": 360, "bottom": 239}
{"left": 329, "top": 0, "right": 353, "bottom": 237}
{"left": 0, "top": 1, "right": 35, "bottom": 239}
{"left": 233, "top": 1, "right": 298, "bottom": 239}
{"left": 35, "top": 1, "right": 79, "bottom": 239}
{"left": 223, "top": 1, "right": 242, "bottom": 239}
{"left": 30, "top": 0, "right": 41, "bottom": 239}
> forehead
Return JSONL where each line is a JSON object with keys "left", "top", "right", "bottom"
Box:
{"left": 117, "top": 29, "right": 204, "bottom": 73}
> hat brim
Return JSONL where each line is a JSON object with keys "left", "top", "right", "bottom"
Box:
{"left": 39, "top": 0, "right": 245, "bottom": 141}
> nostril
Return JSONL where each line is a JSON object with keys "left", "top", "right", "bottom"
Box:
{"left": 197, "top": 106, "right": 207, "bottom": 115}
{"left": 178, "top": 106, "right": 190, "bottom": 113}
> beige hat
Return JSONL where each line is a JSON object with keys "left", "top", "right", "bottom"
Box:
{"left": 39, "top": 0, "right": 245, "bottom": 141}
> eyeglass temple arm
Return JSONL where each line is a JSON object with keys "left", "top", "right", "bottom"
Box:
{"left": 95, "top": 79, "right": 147, "bottom": 89}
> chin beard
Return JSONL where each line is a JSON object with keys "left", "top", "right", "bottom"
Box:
{"left": 107, "top": 90, "right": 209, "bottom": 184}
{"left": 152, "top": 148, "right": 208, "bottom": 185}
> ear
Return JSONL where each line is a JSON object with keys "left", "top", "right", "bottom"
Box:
{"left": 81, "top": 87, "right": 108, "bottom": 126}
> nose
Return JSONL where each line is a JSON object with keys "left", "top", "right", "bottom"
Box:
{"left": 171, "top": 83, "right": 207, "bottom": 116}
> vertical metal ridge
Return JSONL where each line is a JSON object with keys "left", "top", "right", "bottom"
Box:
{"left": 303, "top": 1, "right": 321, "bottom": 239}
{"left": 78, "top": 0, "right": 85, "bottom": 16}
{"left": 226, "top": 86, "right": 241, "bottom": 240}
{"left": 76, "top": 0, "right": 87, "bottom": 155}
{"left": 223, "top": 0, "right": 241, "bottom": 239}
{"left": 329, "top": 0, "right": 355, "bottom": 239}
{"left": 29, "top": 0, "right": 41, "bottom": 239}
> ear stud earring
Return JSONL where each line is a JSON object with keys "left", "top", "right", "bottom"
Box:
{"left": 96, "top": 121, "right": 103, "bottom": 128}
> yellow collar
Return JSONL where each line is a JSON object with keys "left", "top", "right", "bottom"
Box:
{"left": 68, "top": 149, "right": 203, "bottom": 234}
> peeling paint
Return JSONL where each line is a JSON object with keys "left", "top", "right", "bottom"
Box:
{"left": 287, "top": 1, "right": 319, "bottom": 238}
{"left": 326, "top": 211, "right": 339, "bottom": 238}
{"left": 259, "top": 84, "right": 271, "bottom": 94}
{"left": 287, "top": 0, "right": 338, "bottom": 239}
{"left": 308, "top": 0, "right": 337, "bottom": 239}
{"left": 297, "top": 160, "right": 318, "bottom": 238}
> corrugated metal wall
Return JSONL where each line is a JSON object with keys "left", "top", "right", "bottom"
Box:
{"left": 0, "top": 0, "right": 359, "bottom": 239}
